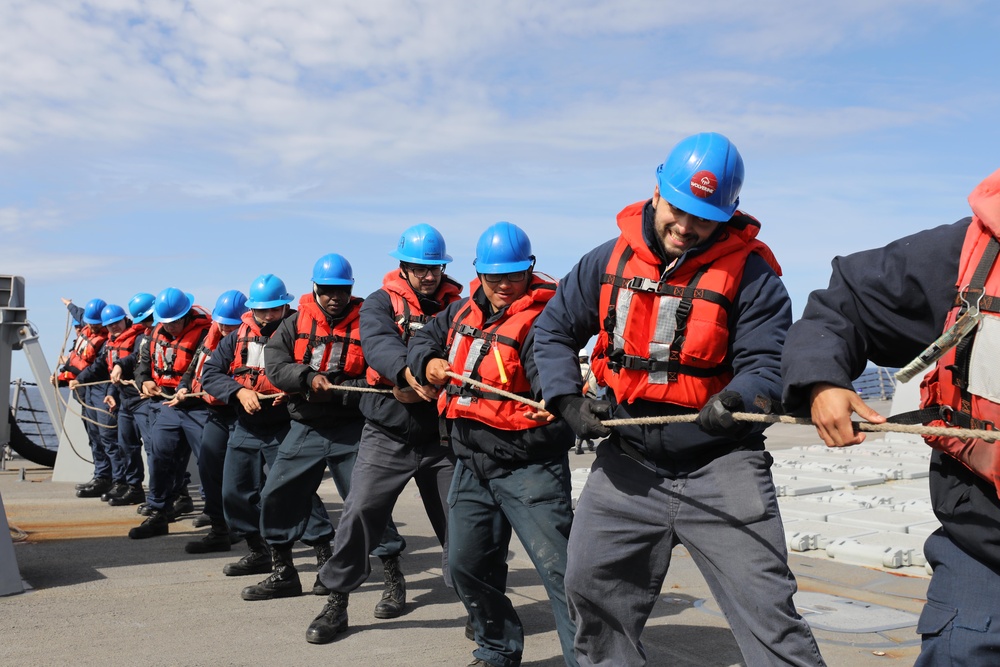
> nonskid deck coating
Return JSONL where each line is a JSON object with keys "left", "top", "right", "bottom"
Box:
{"left": 1, "top": 413, "right": 927, "bottom": 667}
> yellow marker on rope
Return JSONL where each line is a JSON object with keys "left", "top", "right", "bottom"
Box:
{"left": 493, "top": 342, "right": 508, "bottom": 384}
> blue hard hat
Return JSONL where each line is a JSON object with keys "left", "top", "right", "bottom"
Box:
{"left": 245, "top": 274, "right": 294, "bottom": 310}
{"left": 154, "top": 287, "right": 194, "bottom": 324}
{"left": 473, "top": 222, "right": 535, "bottom": 274}
{"left": 128, "top": 292, "right": 156, "bottom": 322}
{"left": 82, "top": 298, "right": 107, "bottom": 325}
{"left": 212, "top": 290, "right": 249, "bottom": 325}
{"left": 312, "top": 254, "right": 354, "bottom": 286}
{"left": 389, "top": 223, "right": 453, "bottom": 265}
{"left": 656, "top": 132, "right": 744, "bottom": 223}
{"left": 100, "top": 304, "right": 127, "bottom": 326}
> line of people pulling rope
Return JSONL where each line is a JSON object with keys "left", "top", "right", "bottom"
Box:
{"left": 51, "top": 132, "right": 1000, "bottom": 667}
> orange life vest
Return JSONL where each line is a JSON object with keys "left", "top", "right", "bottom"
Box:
{"left": 592, "top": 200, "right": 781, "bottom": 409}
{"left": 293, "top": 294, "right": 366, "bottom": 378}
{"left": 366, "top": 270, "right": 463, "bottom": 387}
{"left": 438, "top": 275, "right": 556, "bottom": 431}
{"left": 105, "top": 323, "right": 143, "bottom": 374}
{"left": 229, "top": 310, "right": 283, "bottom": 395}
{"left": 188, "top": 321, "right": 226, "bottom": 405}
{"left": 149, "top": 312, "right": 212, "bottom": 389}
{"left": 920, "top": 173, "right": 1000, "bottom": 496}
{"left": 59, "top": 325, "right": 108, "bottom": 379}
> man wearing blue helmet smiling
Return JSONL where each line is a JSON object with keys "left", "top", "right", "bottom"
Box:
{"left": 534, "top": 133, "right": 825, "bottom": 666}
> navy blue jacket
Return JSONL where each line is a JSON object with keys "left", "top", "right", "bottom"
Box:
{"left": 781, "top": 218, "right": 1000, "bottom": 570}
{"left": 73, "top": 343, "right": 113, "bottom": 404}
{"left": 358, "top": 284, "right": 456, "bottom": 446}
{"left": 66, "top": 302, "right": 85, "bottom": 325}
{"left": 56, "top": 302, "right": 88, "bottom": 378}
{"left": 263, "top": 305, "right": 367, "bottom": 426}
{"left": 106, "top": 329, "right": 149, "bottom": 412}
{"left": 200, "top": 323, "right": 290, "bottom": 431}
{"left": 135, "top": 321, "right": 208, "bottom": 410}
{"left": 407, "top": 286, "right": 574, "bottom": 480}
{"left": 534, "top": 200, "right": 791, "bottom": 464}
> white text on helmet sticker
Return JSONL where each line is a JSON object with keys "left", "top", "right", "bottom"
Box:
{"left": 689, "top": 170, "right": 718, "bottom": 198}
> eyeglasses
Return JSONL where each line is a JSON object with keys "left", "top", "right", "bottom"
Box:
{"left": 315, "top": 284, "right": 351, "bottom": 297}
{"left": 403, "top": 264, "right": 444, "bottom": 279}
{"left": 482, "top": 271, "right": 528, "bottom": 284}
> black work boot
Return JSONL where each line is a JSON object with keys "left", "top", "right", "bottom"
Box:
{"left": 185, "top": 521, "right": 233, "bottom": 554}
{"left": 312, "top": 542, "right": 333, "bottom": 595}
{"left": 169, "top": 494, "right": 195, "bottom": 521}
{"left": 75, "top": 477, "right": 99, "bottom": 491}
{"left": 101, "top": 482, "right": 129, "bottom": 502}
{"left": 128, "top": 510, "right": 170, "bottom": 539}
{"left": 373, "top": 555, "right": 406, "bottom": 619}
{"left": 224, "top": 533, "right": 272, "bottom": 576}
{"left": 109, "top": 485, "right": 146, "bottom": 506}
{"left": 76, "top": 477, "right": 113, "bottom": 498}
{"left": 241, "top": 546, "right": 302, "bottom": 600}
{"left": 305, "top": 592, "right": 349, "bottom": 644}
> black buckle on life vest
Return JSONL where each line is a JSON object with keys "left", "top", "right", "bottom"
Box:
{"left": 628, "top": 276, "right": 663, "bottom": 294}
{"left": 606, "top": 348, "right": 624, "bottom": 372}
{"left": 938, "top": 405, "right": 954, "bottom": 426}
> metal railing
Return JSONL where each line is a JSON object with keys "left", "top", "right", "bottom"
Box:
{"left": 852, "top": 366, "right": 897, "bottom": 401}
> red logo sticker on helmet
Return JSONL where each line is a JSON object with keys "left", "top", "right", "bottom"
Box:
{"left": 689, "top": 170, "right": 717, "bottom": 199}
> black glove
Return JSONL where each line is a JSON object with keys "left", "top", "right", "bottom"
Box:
{"left": 695, "top": 390, "right": 749, "bottom": 437}
{"left": 552, "top": 394, "right": 613, "bottom": 440}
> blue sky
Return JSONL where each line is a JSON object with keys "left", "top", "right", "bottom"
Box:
{"left": 3, "top": 0, "right": 999, "bottom": 380}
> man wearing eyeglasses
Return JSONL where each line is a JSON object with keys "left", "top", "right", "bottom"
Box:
{"left": 240, "top": 254, "right": 405, "bottom": 606}
{"left": 406, "top": 221, "right": 579, "bottom": 667}
{"left": 306, "top": 224, "right": 464, "bottom": 644}
{"left": 534, "top": 133, "right": 825, "bottom": 666}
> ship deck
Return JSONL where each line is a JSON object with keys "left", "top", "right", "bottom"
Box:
{"left": 1, "top": 409, "right": 928, "bottom": 666}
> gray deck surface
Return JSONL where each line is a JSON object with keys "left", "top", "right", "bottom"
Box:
{"left": 2, "top": 410, "right": 928, "bottom": 666}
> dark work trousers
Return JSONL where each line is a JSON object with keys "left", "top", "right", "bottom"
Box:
{"left": 565, "top": 445, "right": 825, "bottom": 667}
{"left": 194, "top": 409, "right": 233, "bottom": 523}
{"left": 78, "top": 386, "right": 111, "bottom": 479}
{"left": 449, "top": 455, "right": 578, "bottom": 667}
{"left": 259, "top": 417, "right": 405, "bottom": 554}
{"left": 915, "top": 529, "right": 1000, "bottom": 666}
{"left": 222, "top": 420, "right": 331, "bottom": 543}
{"left": 319, "top": 422, "right": 455, "bottom": 592}
{"left": 146, "top": 402, "right": 208, "bottom": 511}
{"left": 132, "top": 399, "right": 153, "bottom": 467}
{"left": 89, "top": 384, "right": 123, "bottom": 482}
{"left": 115, "top": 402, "right": 145, "bottom": 487}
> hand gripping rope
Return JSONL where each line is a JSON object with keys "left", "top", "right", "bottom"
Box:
{"left": 443, "top": 371, "right": 1000, "bottom": 443}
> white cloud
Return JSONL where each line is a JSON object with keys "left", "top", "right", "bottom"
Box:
{"left": 0, "top": 207, "right": 67, "bottom": 234}
{"left": 0, "top": 0, "right": 977, "bottom": 169}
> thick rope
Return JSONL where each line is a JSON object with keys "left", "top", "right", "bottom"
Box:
{"left": 324, "top": 384, "right": 392, "bottom": 395}
{"left": 68, "top": 387, "right": 116, "bottom": 417}
{"left": 49, "top": 313, "right": 94, "bottom": 464}
{"left": 602, "top": 411, "right": 1000, "bottom": 442}
{"left": 444, "top": 371, "right": 544, "bottom": 410}
{"left": 71, "top": 379, "right": 115, "bottom": 388}
{"left": 58, "top": 388, "right": 116, "bottom": 429}
{"left": 443, "top": 371, "right": 1000, "bottom": 442}
{"left": 57, "top": 309, "right": 72, "bottom": 363}
{"left": 119, "top": 377, "right": 389, "bottom": 401}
